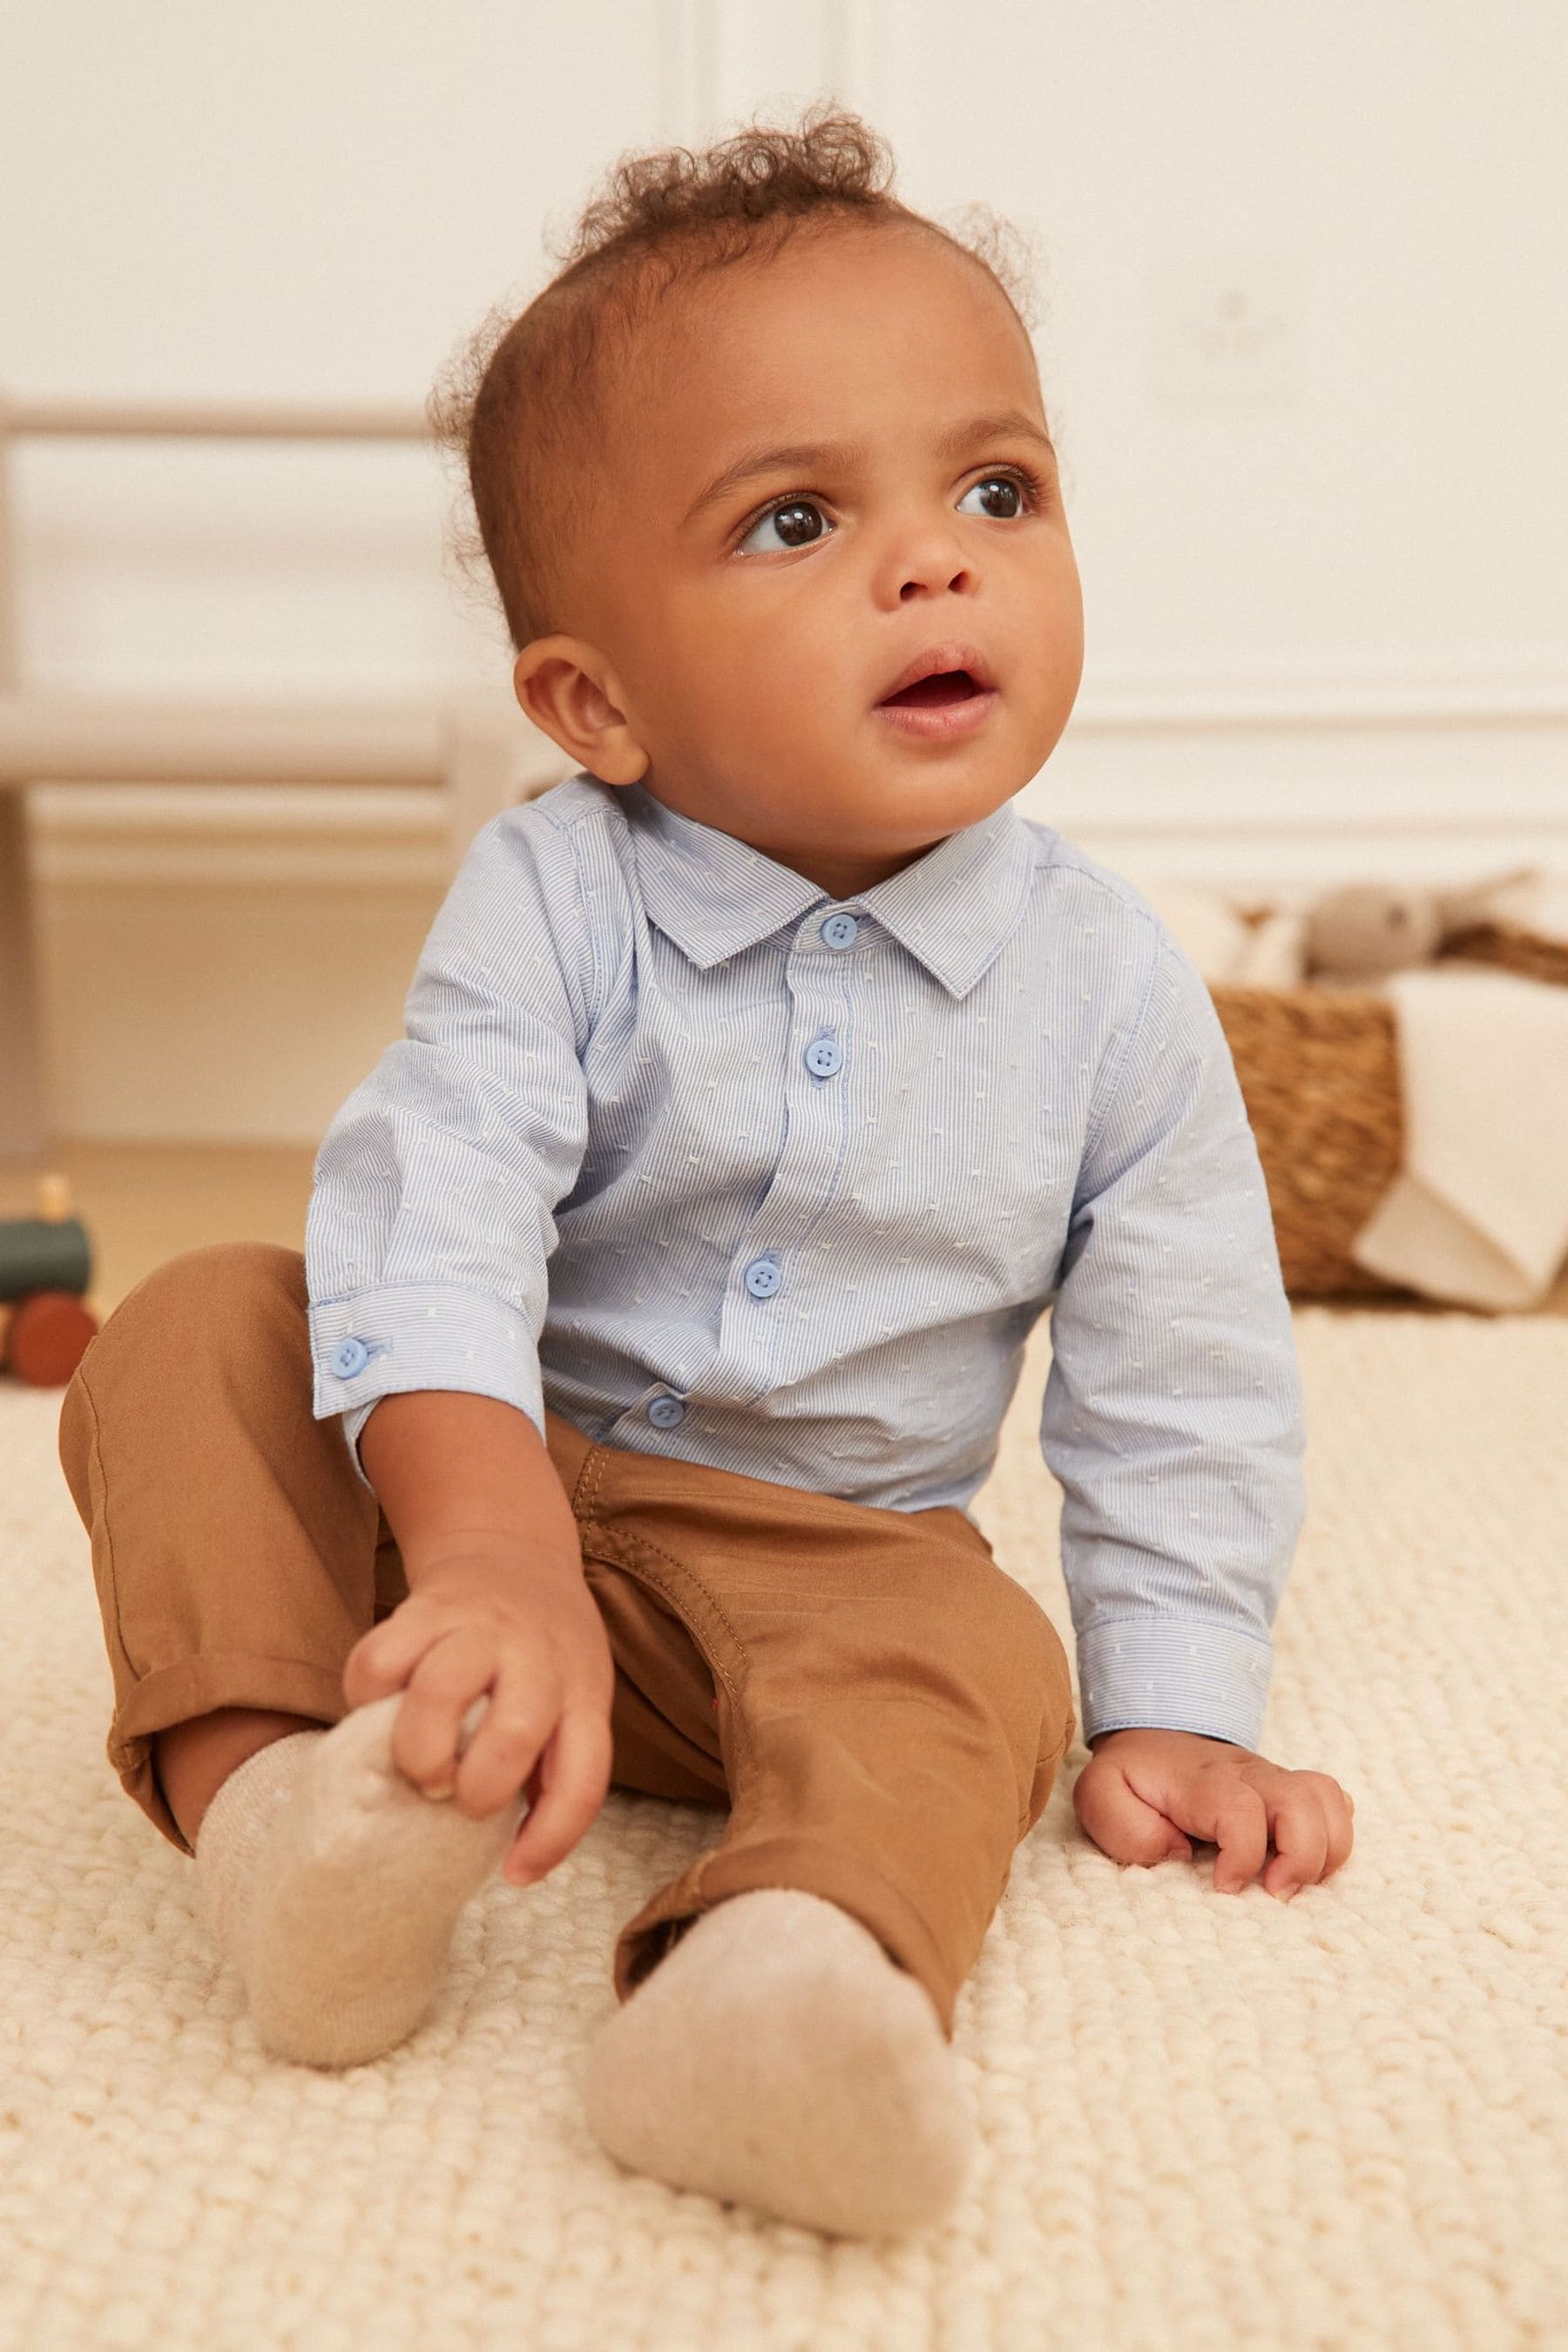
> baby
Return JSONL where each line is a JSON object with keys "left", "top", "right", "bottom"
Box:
{"left": 59, "top": 108, "right": 1354, "bottom": 2240}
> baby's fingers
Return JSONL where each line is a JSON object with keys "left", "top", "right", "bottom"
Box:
{"left": 503, "top": 1705, "right": 614, "bottom": 1887}
{"left": 392, "top": 1629, "right": 497, "bottom": 1795}
{"left": 342, "top": 1604, "right": 439, "bottom": 1709}
{"left": 1075, "top": 1754, "right": 1191, "bottom": 1866}
{"left": 1205, "top": 1784, "right": 1271, "bottom": 1894}
{"left": 450, "top": 1661, "right": 556, "bottom": 1817}
{"left": 1266, "top": 1774, "right": 1355, "bottom": 1897}
{"left": 1323, "top": 1781, "right": 1356, "bottom": 1876}
{"left": 1260, "top": 1782, "right": 1329, "bottom": 1901}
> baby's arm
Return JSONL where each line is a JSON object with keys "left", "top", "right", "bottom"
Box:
{"left": 307, "top": 805, "right": 592, "bottom": 1495}
{"left": 305, "top": 805, "right": 612, "bottom": 1883}
{"left": 1041, "top": 923, "right": 1354, "bottom": 1896}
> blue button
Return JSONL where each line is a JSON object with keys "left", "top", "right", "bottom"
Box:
{"left": 821, "top": 911, "right": 859, "bottom": 949}
{"left": 743, "top": 1256, "right": 781, "bottom": 1300}
{"left": 647, "top": 1393, "right": 686, "bottom": 1429}
{"left": 804, "top": 1035, "right": 842, "bottom": 1078}
{"left": 331, "top": 1337, "right": 369, "bottom": 1378}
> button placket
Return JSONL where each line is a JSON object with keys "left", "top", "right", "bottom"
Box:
{"left": 691, "top": 926, "right": 858, "bottom": 1406}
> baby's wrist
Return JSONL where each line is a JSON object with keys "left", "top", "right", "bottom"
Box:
{"left": 402, "top": 1535, "right": 585, "bottom": 1599}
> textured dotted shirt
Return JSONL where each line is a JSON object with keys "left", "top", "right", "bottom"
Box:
{"left": 307, "top": 774, "right": 1306, "bottom": 1749}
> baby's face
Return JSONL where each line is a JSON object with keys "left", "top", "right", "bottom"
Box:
{"left": 518, "top": 220, "right": 1085, "bottom": 894}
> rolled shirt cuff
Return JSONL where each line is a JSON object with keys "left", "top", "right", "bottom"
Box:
{"left": 308, "top": 1282, "right": 545, "bottom": 1496}
{"left": 1077, "top": 1614, "right": 1274, "bottom": 1752}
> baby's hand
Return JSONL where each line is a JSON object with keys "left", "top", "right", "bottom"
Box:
{"left": 341, "top": 1553, "right": 616, "bottom": 1888}
{"left": 1073, "top": 1727, "right": 1354, "bottom": 1901}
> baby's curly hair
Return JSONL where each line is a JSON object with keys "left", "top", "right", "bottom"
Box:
{"left": 429, "top": 104, "right": 1039, "bottom": 650}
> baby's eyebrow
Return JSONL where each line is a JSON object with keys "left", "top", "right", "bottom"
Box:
{"left": 681, "top": 409, "right": 1054, "bottom": 529}
{"left": 682, "top": 440, "right": 860, "bottom": 528}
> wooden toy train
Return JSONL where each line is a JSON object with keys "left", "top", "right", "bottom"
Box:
{"left": 0, "top": 1173, "right": 100, "bottom": 1387}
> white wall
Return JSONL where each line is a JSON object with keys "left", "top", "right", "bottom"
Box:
{"left": 4, "top": 1, "right": 1565, "bottom": 1142}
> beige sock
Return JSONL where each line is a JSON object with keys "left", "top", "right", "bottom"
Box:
{"left": 193, "top": 1693, "right": 523, "bottom": 2068}
{"left": 584, "top": 1887, "right": 975, "bottom": 2236}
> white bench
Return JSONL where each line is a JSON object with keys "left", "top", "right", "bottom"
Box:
{"left": 0, "top": 395, "right": 569, "bottom": 1159}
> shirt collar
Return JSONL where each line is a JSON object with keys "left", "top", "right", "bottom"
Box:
{"left": 621, "top": 783, "right": 824, "bottom": 969}
{"left": 618, "top": 781, "right": 1037, "bottom": 1000}
{"left": 857, "top": 801, "right": 1037, "bottom": 997}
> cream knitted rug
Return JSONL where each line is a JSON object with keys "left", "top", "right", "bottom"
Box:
{"left": 2, "top": 1308, "right": 1565, "bottom": 2352}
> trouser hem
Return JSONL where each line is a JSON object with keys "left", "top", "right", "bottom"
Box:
{"left": 613, "top": 1832, "right": 968, "bottom": 2039}
{"left": 108, "top": 1655, "right": 348, "bottom": 1856}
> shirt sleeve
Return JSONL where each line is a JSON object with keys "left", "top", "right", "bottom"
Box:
{"left": 1039, "top": 923, "right": 1307, "bottom": 1752}
{"left": 305, "top": 807, "right": 593, "bottom": 1494}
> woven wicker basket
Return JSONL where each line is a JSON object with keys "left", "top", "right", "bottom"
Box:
{"left": 1209, "top": 921, "right": 1568, "bottom": 1300}
{"left": 1210, "top": 984, "right": 1402, "bottom": 1298}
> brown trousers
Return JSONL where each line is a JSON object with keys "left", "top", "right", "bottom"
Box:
{"left": 57, "top": 1243, "right": 1076, "bottom": 2037}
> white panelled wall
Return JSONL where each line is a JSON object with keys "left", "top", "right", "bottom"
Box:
{"left": 3, "top": 1, "right": 1565, "bottom": 1143}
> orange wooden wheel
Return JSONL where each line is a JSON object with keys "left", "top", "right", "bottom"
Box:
{"left": 3, "top": 1291, "right": 98, "bottom": 1387}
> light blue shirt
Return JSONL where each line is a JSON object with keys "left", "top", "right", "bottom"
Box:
{"left": 306, "top": 774, "right": 1306, "bottom": 1750}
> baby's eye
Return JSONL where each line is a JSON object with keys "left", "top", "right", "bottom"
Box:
{"left": 736, "top": 498, "right": 834, "bottom": 555}
{"left": 956, "top": 475, "right": 1027, "bottom": 520}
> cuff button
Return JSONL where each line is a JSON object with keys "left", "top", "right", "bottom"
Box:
{"left": 332, "top": 1337, "right": 370, "bottom": 1378}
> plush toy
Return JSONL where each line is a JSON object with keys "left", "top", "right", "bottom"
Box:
{"left": 1118, "top": 864, "right": 1558, "bottom": 993}
{"left": 1303, "top": 866, "right": 1542, "bottom": 984}
{"left": 0, "top": 1173, "right": 99, "bottom": 1387}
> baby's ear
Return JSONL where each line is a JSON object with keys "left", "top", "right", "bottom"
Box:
{"left": 512, "top": 638, "right": 649, "bottom": 786}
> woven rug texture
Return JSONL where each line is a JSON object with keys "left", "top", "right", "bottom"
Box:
{"left": 0, "top": 1306, "right": 1565, "bottom": 2352}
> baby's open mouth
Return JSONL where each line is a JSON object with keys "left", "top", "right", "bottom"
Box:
{"left": 877, "top": 669, "right": 984, "bottom": 709}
